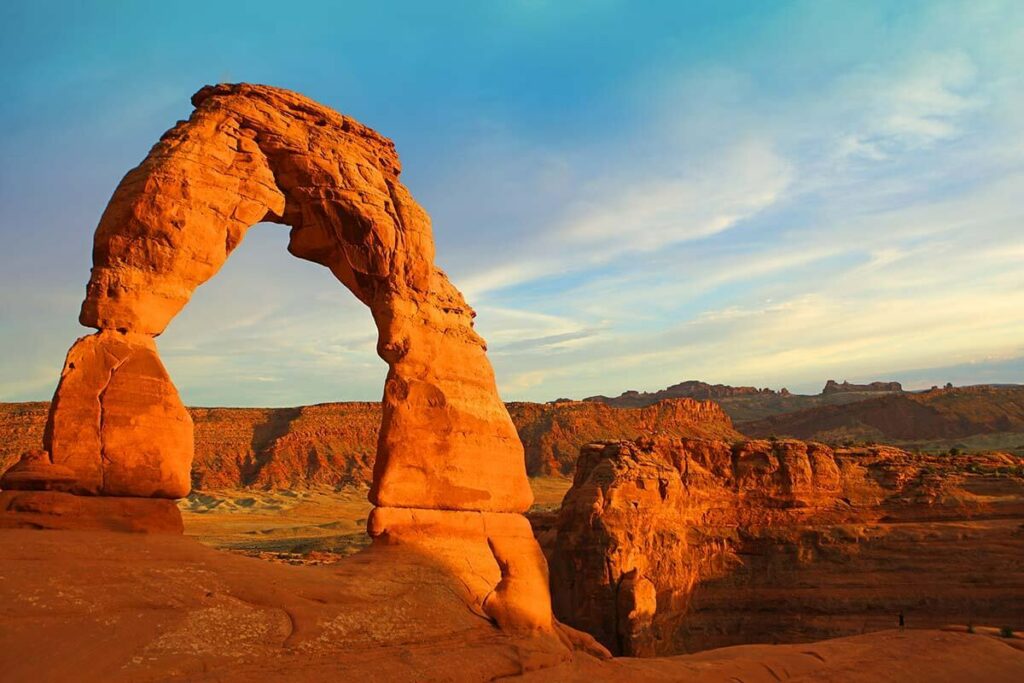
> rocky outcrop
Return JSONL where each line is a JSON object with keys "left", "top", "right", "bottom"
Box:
{"left": 543, "top": 436, "right": 1024, "bottom": 655}
{"left": 0, "top": 450, "right": 76, "bottom": 491}
{"left": 45, "top": 331, "right": 193, "bottom": 497}
{"left": 0, "top": 491, "right": 183, "bottom": 533}
{"left": 822, "top": 379, "right": 903, "bottom": 394}
{"left": 2, "top": 398, "right": 736, "bottom": 489}
{"left": 510, "top": 399, "right": 738, "bottom": 475}
{"left": 43, "top": 83, "right": 531, "bottom": 512}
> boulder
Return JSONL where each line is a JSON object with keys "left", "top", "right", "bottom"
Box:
{"left": 44, "top": 331, "right": 192, "bottom": 498}
{"left": 0, "top": 450, "right": 76, "bottom": 491}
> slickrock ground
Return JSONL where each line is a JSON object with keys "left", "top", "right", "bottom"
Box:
{"left": 0, "top": 397, "right": 737, "bottom": 486}
{"left": 1, "top": 529, "right": 1021, "bottom": 682}
{"left": 541, "top": 437, "right": 1024, "bottom": 656}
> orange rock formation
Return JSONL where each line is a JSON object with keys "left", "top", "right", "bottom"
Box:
{"left": 4, "top": 528, "right": 1022, "bottom": 681}
{"left": 542, "top": 437, "right": 1024, "bottom": 655}
{"left": 4, "top": 83, "right": 582, "bottom": 640}
{"left": 44, "top": 83, "right": 530, "bottom": 512}
{"left": 1, "top": 397, "right": 738, "bottom": 489}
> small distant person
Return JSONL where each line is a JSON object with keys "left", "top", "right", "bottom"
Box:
{"left": 898, "top": 610, "right": 905, "bottom": 631}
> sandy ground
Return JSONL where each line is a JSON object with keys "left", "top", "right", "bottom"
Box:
{"left": 179, "top": 476, "right": 573, "bottom": 562}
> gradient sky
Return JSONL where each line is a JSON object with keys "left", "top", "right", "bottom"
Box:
{"left": 1, "top": 1, "right": 1022, "bottom": 406}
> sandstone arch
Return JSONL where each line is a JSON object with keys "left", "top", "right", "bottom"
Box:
{"left": 43, "top": 83, "right": 532, "bottom": 514}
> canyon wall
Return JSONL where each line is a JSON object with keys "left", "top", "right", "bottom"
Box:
{"left": 0, "top": 398, "right": 737, "bottom": 488}
{"left": 539, "top": 436, "right": 1024, "bottom": 656}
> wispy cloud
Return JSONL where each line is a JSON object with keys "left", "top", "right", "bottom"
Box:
{"left": 3, "top": 0, "right": 1022, "bottom": 405}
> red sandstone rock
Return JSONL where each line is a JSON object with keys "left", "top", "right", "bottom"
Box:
{"left": 48, "top": 83, "right": 530, "bottom": 512}
{"left": 545, "top": 436, "right": 1024, "bottom": 655}
{"left": 1, "top": 397, "right": 736, "bottom": 489}
{"left": 5, "top": 529, "right": 1022, "bottom": 681}
{"left": 510, "top": 399, "right": 739, "bottom": 475}
{"left": 740, "top": 384, "right": 1024, "bottom": 443}
{"left": 0, "top": 491, "right": 183, "bottom": 533}
{"left": 0, "top": 450, "right": 76, "bottom": 491}
{"left": 29, "top": 83, "right": 557, "bottom": 640}
{"left": 44, "top": 331, "right": 192, "bottom": 498}
{"left": 367, "top": 507, "right": 549, "bottom": 626}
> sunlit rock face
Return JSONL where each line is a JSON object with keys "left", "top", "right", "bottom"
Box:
{"left": 42, "top": 83, "right": 531, "bottom": 511}
{"left": 1, "top": 397, "right": 739, "bottom": 490}
{"left": 44, "top": 331, "right": 192, "bottom": 498}
{"left": 17, "top": 83, "right": 604, "bottom": 640}
{"left": 544, "top": 436, "right": 1024, "bottom": 655}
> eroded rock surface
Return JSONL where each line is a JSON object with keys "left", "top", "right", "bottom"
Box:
{"left": 1, "top": 398, "right": 735, "bottom": 488}
{"left": 44, "top": 83, "right": 530, "bottom": 512}
{"left": 24, "top": 83, "right": 586, "bottom": 643}
{"left": 3, "top": 529, "right": 1022, "bottom": 682}
{"left": 0, "top": 491, "right": 183, "bottom": 533}
{"left": 45, "top": 331, "right": 192, "bottom": 497}
{"left": 0, "top": 450, "right": 76, "bottom": 491}
{"left": 544, "top": 437, "right": 1024, "bottom": 655}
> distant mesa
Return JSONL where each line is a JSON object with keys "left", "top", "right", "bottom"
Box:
{"left": 740, "top": 384, "right": 1024, "bottom": 444}
{"left": 821, "top": 379, "right": 903, "bottom": 394}
{"left": 1, "top": 397, "right": 738, "bottom": 489}
{"left": 586, "top": 378, "right": 905, "bottom": 409}
{"left": 584, "top": 380, "right": 781, "bottom": 408}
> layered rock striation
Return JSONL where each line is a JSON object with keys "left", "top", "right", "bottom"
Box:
{"left": 41, "top": 82, "right": 531, "bottom": 511}
{"left": 2, "top": 398, "right": 737, "bottom": 489}
{"left": 543, "top": 436, "right": 1024, "bottom": 655}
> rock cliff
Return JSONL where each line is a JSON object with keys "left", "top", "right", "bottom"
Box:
{"left": 541, "top": 436, "right": 1024, "bottom": 655}
{"left": 509, "top": 399, "right": 738, "bottom": 475}
{"left": 1, "top": 398, "right": 737, "bottom": 488}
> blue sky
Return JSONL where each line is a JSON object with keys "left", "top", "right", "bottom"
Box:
{"left": 1, "top": 1, "right": 1022, "bottom": 405}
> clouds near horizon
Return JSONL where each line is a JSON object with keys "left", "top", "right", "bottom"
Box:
{"left": 1, "top": 0, "right": 1021, "bottom": 405}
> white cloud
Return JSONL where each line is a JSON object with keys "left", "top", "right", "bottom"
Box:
{"left": 834, "top": 51, "right": 981, "bottom": 161}
{"left": 559, "top": 140, "right": 793, "bottom": 250}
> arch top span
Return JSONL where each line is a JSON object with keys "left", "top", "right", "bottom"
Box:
{"left": 82, "top": 82, "right": 435, "bottom": 335}
{"left": 41, "top": 83, "right": 533, "bottom": 513}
